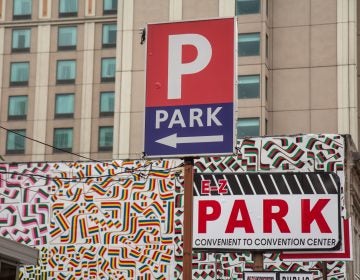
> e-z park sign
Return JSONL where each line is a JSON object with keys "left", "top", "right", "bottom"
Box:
{"left": 193, "top": 172, "right": 341, "bottom": 251}
{"left": 144, "top": 18, "right": 236, "bottom": 158}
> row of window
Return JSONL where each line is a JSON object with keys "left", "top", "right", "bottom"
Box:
{"left": 13, "top": 0, "right": 117, "bottom": 19}
{"left": 6, "top": 118, "right": 262, "bottom": 154}
{"left": 10, "top": 58, "right": 116, "bottom": 86}
{"left": 12, "top": 23, "right": 116, "bottom": 52}
{"left": 7, "top": 92, "right": 114, "bottom": 120}
{"left": 13, "top": 0, "right": 261, "bottom": 20}
{"left": 6, "top": 127, "right": 114, "bottom": 154}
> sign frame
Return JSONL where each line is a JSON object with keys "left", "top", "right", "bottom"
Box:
{"left": 193, "top": 172, "right": 342, "bottom": 252}
{"left": 143, "top": 17, "right": 237, "bottom": 158}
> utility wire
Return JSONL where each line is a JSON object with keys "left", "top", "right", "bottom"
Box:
{"left": 0, "top": 125, "right": 100, "bottom": 162}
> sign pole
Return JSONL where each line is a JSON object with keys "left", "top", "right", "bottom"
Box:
{"left": 253, "top": 252, "right": 264, "bottom": 271}
{"left": 183, "top": 157, "right": 194, "bottom": 280}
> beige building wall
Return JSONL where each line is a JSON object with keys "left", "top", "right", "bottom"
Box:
{"left": 0, "top": 0, "right": 358, "bottom": 161}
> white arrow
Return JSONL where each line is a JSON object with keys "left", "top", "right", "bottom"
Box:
{"left": 156, "top": 133, "right": 224, "bottom": 148}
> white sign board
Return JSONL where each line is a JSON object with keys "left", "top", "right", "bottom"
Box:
{"left": 193, "top": 172, "right": 341, "bottom": 251}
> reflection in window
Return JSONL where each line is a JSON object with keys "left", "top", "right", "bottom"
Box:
{"left": 98, "top": 126, "right": 113, "bottom": 151}
{"left": 6, "top": 129, "right": 26, "bottom": 154}
{"left": 55, "top": 94, "right": 74, "bottom": 118}
{"left": 238, "top": 75, "right": 260, "bottom": 99}
{"left": 102, "top": 24, "right": 117, "bottom": 47}
{"left": 236, "top": 0, "right": 260, "bottom": 15}
{"left": 238, "top": 33, "right": 260, "bottom": 56}
{"left": 237, "top": 118, "right": 260, "bottom": 138}
{"left": 8, "top": 95, "right": 28, "bottom": 120}
{"left": 59, "top": 0, "right": 78, "bottom": 17}
{"left": 103, "top": 0, "right": 117, "bottom": 14}
{"left": 12, "top": 29, "right": 31, "bottom": 52}
{"left": 13, "top": 0, "right": 32, "bottom": 19}
{"left": 53, "top": 128, "right": 73, "bottom": 152}
{"left": 58, "top": 26, "right": 77, "bottom": 50}
{"left": 10, "top": 62, "right": 29, "bottom": 86}
{"left": 100, "top": 92, "right": 115, "bottom": 116}
{"left": 101, "top": 58, "right": 116, "bottom": 82}
{"left": 56, "top": 60, "right": 76, "bottom": 84}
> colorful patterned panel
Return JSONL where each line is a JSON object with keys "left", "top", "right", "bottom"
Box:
{"left": 0, "top": 134, "right": 348, "bottom": 279}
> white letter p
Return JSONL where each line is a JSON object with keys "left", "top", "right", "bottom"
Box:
{"left": 168, "top": 34, "right": 212, "bottom": 99}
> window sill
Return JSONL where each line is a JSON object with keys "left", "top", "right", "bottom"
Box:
{"left": 55, "top": 114, "right": 74, "bottom": 119}
{"left": 12, "top": 48, "right": 30, "bottom": 53}
{"left": 6, "top": 150, "right": 25, "bottom": 154}
{"left": 56, "top": 79, "right": 75, "bottom": 85}
{"left": 8, "top": 115, "right": 27, "bottom": 121}
{"left": 59, "top": 12, "right": 78, "bottom": 18}
{"left": 10, "top": 81, "right": 29, "bottom": 87}
{"left": 58, "top": 46, "right": 77, "bottom": 51}
{"left": 103, "top": 10, "right": 117, "bottom": 15}
{"left": 53, "top": 148, "right": 72, "bottom": 153}
{"left": 13, "top": 14, "right": 31, "bottom": 20}
{"left": 101, "top": 77, "right": 115, "bottom": 83}
{"left": 98, "top": 147, "right": 113, "bottom": 152}
{"left": 102, "top": 43, "right": 116, "bottom": 48}
{"left": 100, "top": 112, "right": 114, "bottom": 117}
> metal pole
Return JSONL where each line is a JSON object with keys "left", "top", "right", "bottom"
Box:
{"left": 253, "top": 252, "right": 263, "bottom": 271}
{"left": 322, "top": 261, "right": 327, "bottom": 280}
{"left": 183, "top": 157, "right": 194, "bottom": 280}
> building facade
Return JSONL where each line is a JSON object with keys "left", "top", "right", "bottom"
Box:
{"left": 0, "top": 0, "right": 358, "bottom": 162}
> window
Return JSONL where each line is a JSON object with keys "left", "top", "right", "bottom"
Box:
{"left": 55, "top": 94, "right": 74, "bottom": 118}
{"left": 59, "top": 0, "right": 78, "bottom": 17}
{"left": 238, "top": 75, "right": 260, "bottom": 99}
{"left": 8, "top": 96, "right": 28, "bottom": 120}
{"left": 265, "top": 76, "right": 268, "bottom": 101}
{"left": 100, "top": 91, "right": 115, "bottom": 116}
{"left": 12, "top": 29, "right": 31, "bottom": 52}
{"left": 237, "top": 118, "right": 260, "bottom": 138}
{"left": 103, "top": 0, "right": 117, "bottom": 14}
{"left": 101, "top": 58, "right": 116, "bottom": 82}
{"left": 13, "top": 0, "right": 32, "bottom": 19}
{"left": 102, "top": 24, "right": 117, "bottom": 47}
{"left": 58, "top": 26, "right": 77, "bottom": 50}
{"left": 56, "top": 60, "right": 76, "bottom": 84}
{"left": 53, "top": 128, "right": 73, "bottom": 152}
{"left": 238, "top": 33, "right": 260, "bottom": 56}
{"left": 266, "top": 34, "right": 269, "bottom": 58}
{"left": 6, "top": 129, "right": 26, "bottom": 154}
{"left": 98, "top": 126, "right": 113, "bottom": 151}
{"left": 10, "top": 62, "right": 29, "bottom": 86}
{"left": 236, "top": 0, "right": 260, "bottom": 15}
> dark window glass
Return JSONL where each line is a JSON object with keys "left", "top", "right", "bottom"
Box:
{"left": 6, "top": 129, "right": 26, "bottom": 154}
{"left": 236, "top": 0, "right": 260, "bottom": 15}
{"left": 101, "top": 58, "right": 116, "bottom": 82}
{"left": 59, "top": 0, "right": 78, "bottom": 17}
{"left": 56, "top": 60, "right": 76, "bottom": 84}
{"left": 238, "top": 75, "right": 260, "bottom": 99}
{"left": 53, "top": 128, "right": 73, "bottom": 152}
{"left": 13, "top": 0, "right": 32, "bottom": 19}
{"left": 8, "top": 95, "right": 28, "bottom": 120}
{"left": 0, "top": 261, "right": 18, "bottom": 279}
{"left": 12, "top": 29, "right": 31, "bottom": 52}
{"left": 102, "top": 24, "right": 117, "bottom": 47}
{"left": 98, "top": 126, "right": 113, "bottom": 151}
{"left": 58, "top": 26, "right": 77, "bottom": 50}
{"left": 238, "top": 33, "right": 260, "bottom": 56}
{"left": 100, "top": 91, "right": 115, "bottom": 116}
{"left": 55, "top": 94, "right": 74, "bottom": 118}
{"left": 10, "top": 62, "right": 29, "bottom": 86}
{"left": 237, "top": 118, "right": 260, "bottom": 138}
{"left": 103, "top": 0, "right": 117, "bottom": 14}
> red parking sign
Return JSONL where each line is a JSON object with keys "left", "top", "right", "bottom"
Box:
{"left": 144, "top": 18, "right": 236, "bottom": 158}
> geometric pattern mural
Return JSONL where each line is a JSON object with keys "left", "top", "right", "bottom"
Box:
{"left": 0, "top": 134, "right": 347, "bottom": 279}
